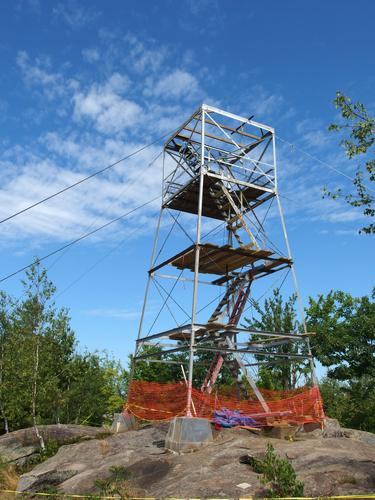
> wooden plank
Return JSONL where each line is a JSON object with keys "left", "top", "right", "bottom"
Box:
{"left": 171, "top": 244, "right": 274, "bottom": 274}
{"left": 149, "top": 244, "right": 196, "bottom": 274}
{"left": 151, "top": 242, "right": 279, "bottom": 276}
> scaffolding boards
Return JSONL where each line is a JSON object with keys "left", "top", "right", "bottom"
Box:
{"left": 132, "top": 104, "right": 317, "bottom": 416}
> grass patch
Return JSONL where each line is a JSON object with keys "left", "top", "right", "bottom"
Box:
{"left": 94, "top": 465, "right": 139, "bottom": 499}
{"left": 94, "top": 430, "right": 113, "bottom": 440}
{"left": 340, "top": 474, "right": 357, "bottom": 485}
{"left": 0, "top": 456, "right": 19, "bottom": 491}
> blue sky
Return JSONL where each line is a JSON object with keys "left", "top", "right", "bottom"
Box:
{"left": 0, "top": 0, "right": 374, "bottom": 370}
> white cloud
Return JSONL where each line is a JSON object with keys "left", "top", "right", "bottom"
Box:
{"left": 73, "top": 74, "right": 142, "bottom": 134}
{"left": 148, "top": 69, "right": 201, "bottom": 101}
{"left": 82, "top": 48, "right": 100, "bottom": 63}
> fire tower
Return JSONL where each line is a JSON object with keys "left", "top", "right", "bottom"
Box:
{"left": 132, "top": 104, "right": 317, "bottom": 417}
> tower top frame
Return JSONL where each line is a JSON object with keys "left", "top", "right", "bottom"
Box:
{"left": 163, "top": 104, "right": 277, "bottom": 220}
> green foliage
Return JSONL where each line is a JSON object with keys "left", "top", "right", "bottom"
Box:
{"left": 307, "top": 289, "right": 375, "bottom": 380}
{"left": 246, "top": 454, "right": 265, "bottom": 474}
{"left": 327, "top": 91, "right": 375, "bottom": 234}
{"left": 132, "top": 344, "right": 236, "bottom": 389}
{"left": 320, "top": 376, "right": 375, "bottom": 433}
{"left": 0, "top": 261, "right": 76, "bottom": 433}
{"left": 41, "top": 439, "right": 60, "bottom": 459}
{"left": 0, "top": 260, "right": 129, "bottom": 434}
{"left": 244, "top": 289, "right": 310, "bottom": 390}
{"left": 250, "top": 443, "right": 304, "bottom": 497}
{"left": 307, "top": 290, "right": 375, "bottom": 433}
{"left": 319, "top": 377, "right": 347, "bottom": 423}
{"left": 21, "top": 439, "right": 61, "bottom": 473}
{"left": 131, "top": 345, "right": 185, "bottom": 383}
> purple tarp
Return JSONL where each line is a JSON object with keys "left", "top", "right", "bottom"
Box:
{"left": 213, "top": 408, "right": 260, "bottom": 428}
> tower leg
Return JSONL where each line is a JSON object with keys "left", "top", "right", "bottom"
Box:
{"left": 186, "top": 111, "right": 206, "bottom": 416}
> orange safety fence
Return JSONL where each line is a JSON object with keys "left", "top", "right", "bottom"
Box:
{"left": 126, "top": 380, "right": 325, "bottom": 425}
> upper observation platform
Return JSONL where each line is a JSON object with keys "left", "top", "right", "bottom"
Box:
{"left": 162, "top": 104, "right": 277, "bottom": 219}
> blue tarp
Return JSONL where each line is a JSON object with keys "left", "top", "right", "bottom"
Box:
{"left": 213, "top": 408, "right": 260, "bottom": 428}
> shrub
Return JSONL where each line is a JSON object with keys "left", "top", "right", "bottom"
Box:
{"left": 251, "top": 443, "right": 304, "bottom": 498}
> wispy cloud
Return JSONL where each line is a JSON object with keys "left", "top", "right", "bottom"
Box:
{"left": 52, "top": 1, "right": 100, "bottom": 29}
{"left": 244, "top": 84, "right": 285, "bottom": 118}
{"left": 83, "top": 307, "right": 140, "bottom": 320}
{"left": 4, "top": 32, "right": 364, "bottom": 254}
{"left": 16, "top": 51, "right": 68, "bottom": 100}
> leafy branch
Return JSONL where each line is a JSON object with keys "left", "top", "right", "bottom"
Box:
{"left": 326, "top": 91, "right": 375, "bottom": 234}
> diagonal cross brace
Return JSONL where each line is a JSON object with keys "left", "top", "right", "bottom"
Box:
{"left": 220, "top": 183, "right": 260, "bottom": 249}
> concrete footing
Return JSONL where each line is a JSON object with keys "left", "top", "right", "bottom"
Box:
{"left": 111, "top": 411, "right": 137, "bottom": 433}
{"left": 165, "top": 416, "right": 213, "bottom": 453}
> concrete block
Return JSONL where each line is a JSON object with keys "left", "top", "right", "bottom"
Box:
{"left": 111, "top": 411, "right": 137, "bottom": 433}
{"left": 165, "top": 416, "right": 213, "bottom": 453}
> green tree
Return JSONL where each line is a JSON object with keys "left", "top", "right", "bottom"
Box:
{"left": 307, "top": 289, "right": 375, "bottom": 380}
{"left": 9, "top": 260, "right": 75, "bottom": 445}
{"left": 130, "top": 344, "right": 236, "bottom": 391}
{"left": 131, "top": 345, "right": 186, "bottom": 383}
{"left": 0, "top": 291, "right": 15, "bottom": 433}
{"left": 244, "top": 289, "right": 309, "bottom": 390}
{"left": 307, "top": 289, "right": 375, "bottom": 432}
{"left": 318, "top": 377, "right": 347, "bottom": 423}
{"left": 327, "top": 92, "right": 375, "bottom": 234}
{"left": 61, "top": 352, "right": 110, "bottom": 426}
{"left": 100, "top": 355, "right": 129, "bottom": 416}
{"left": 0, "top": 260, "right": 130, "bottom": 434}
{"left": 190, "top": 346, "right": 236, "bottom": 390}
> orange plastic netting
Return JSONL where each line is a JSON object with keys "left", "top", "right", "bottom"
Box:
{"left": 126, "top": 380, "right": 325, "bottom": 425}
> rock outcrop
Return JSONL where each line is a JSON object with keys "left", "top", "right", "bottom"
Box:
{"left": 14, "top": 422, "right": 375, "bottom": 498}
{"left": 0, "top": 424, "right": 108, "bottom": 466}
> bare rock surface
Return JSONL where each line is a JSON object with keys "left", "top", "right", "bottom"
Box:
{"left": 16, "top": 423, "right": 375, "bottom": 498}
{"left": 0, "top": 424, "right": 107, "bottom": 465}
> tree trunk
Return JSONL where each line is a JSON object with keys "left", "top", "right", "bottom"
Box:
{"left": 0, "top": 402, "right": 9, "bottom": 433}
{"left": 32, "top": 336, "right": 45, "bottom": 450}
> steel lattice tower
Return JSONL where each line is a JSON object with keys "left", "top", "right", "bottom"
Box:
{"left": 132, "top": 104, "right": 317, "bottom": 416}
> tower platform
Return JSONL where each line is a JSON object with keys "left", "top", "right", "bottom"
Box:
{"left": 150, "top": 242, "right": 291, "bottom": 276}
{"left": 163, "top": 173, "right": 275, "bottom": 220}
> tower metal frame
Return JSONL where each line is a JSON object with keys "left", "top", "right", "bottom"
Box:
{"left": 132, "top": 104, "right": 317, "bottom": 417}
